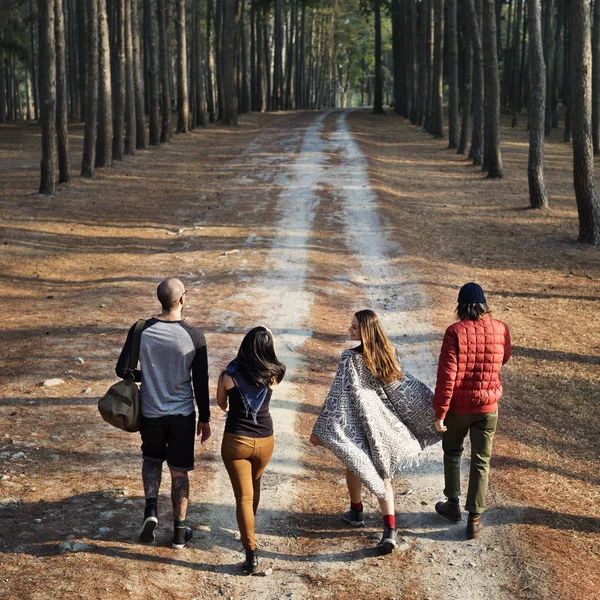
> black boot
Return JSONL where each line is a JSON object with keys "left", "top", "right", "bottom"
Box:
{"left": 242, "top": 547, "right": 259, "bottom": 574}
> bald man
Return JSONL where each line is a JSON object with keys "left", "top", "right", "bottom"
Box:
{"left": 116, "top": 278, "right": 211, "bottom": 549}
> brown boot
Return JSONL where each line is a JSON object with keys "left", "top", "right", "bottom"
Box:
{"left": 467, "top": 514, "right": 483, "bottom": 540}
{"left": 435, "top": 500, "right": 462, "bottom": 523}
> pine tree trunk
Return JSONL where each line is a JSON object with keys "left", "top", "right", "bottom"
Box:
{"left": 241, "top": 0, "right": 251, "bottom": 112}
{"left": 215, "top": 0, "right": 224, "bottom": 119}
{"left": 563, "top": 0, "right": 572, "bottom": 143}
{"left": 81, "top": 0, "right": 99, "bottom": 177}
{"left": 250, "top": 1, "right": 257, "bottom": 110}
{"left": 222, "top": 0, "right": 239, "bottom": 124}
{"left": 551, "top": 0, "right": 562, "bottom": 129}
{"left": 447, "top": 0, "right": 459, "bottom": 147}
{"left": 132, "top": 0, "right": 147, "bottom": 148}
{"left": 67, "top": 0, "right": 80, "bottom": 121}
{"left": 55, "top": 0, "right": 71, "bottom": 183}
{"left": 592, "top": 0, "right": 600, "bottom": 153}
{"left": 431, "top": 0, "right": 444, "bottom": 136}
{"left": 175, "top": 0, "right": 189, "bottom": 132}
{"left": 77, "top": 0, "right": 87, "bottom": 119}
{"left": 570, "top": 0, "right": 600, "bottom": 243}
{"left": 373, "top": 0, "right": 384, "bottom": 114}
{"left": 263, "top": 7, "right": 272, "bottom": 111}
{"left": 113, "top": 0, "right": 126, "bottom": 158}
{"left": 409, "top": 0, "right": 418, "bottom": 123}
{"left": 416, "top": 0, "right": 427, "bottom": 125}
{"left": 424, "top": 0, "right": 434, "bottom": 129}
{"left": 96, "top": 0, "right": 113, "bottom": 166}
{"left": 458, "top": 29, "right": 472, "bottom": 154}
{"left": 39, "top": 0, "right": 57, "bottom": 193}
{"left": 510, "top": 0, "right": 522, "bottom": 126}
{"left": 206, "top": 0, "right": 216, "bottom": 121}
{"left": 391, "top": 0, "right": 404, "bottom": 116}
{"left": 528, "top": 0, "right": 549, "bottom": 208}
{"left": 193, "top": 0, "right": 206, "bottom": 125}
{"left": 30, "top": 0, "right": 40, "bottom": 120}
{"left": 543, "top": 0, "right": 555, "bottom": 136}
{"left": 466, "top": 0, "right": 483, "bottom": 164}
{"left": 0, "top": 56, "right": 7, "bottom": 123}
{"left": 124, "top": 0, "right": 136, "bottom": 153}
{"left": 157, "top": 0, "right": 171, "bottom": 140}
{"left": 255, "top": 2, "right": 264, "bottom": 111}
{"left": 482, "top": 0, "right": 503, "bottom": 177}
{"left": 145, "top": 0, "right": 160, "bottom": 144}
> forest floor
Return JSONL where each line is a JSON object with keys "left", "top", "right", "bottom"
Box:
{"left": 0, "top": 108, "right": 599, "bottom": 600}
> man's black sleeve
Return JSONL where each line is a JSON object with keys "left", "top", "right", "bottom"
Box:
{"left": 115, "top": 323, "right": 142, "bottom": 382}
{"left": 185, "top": 326, "right": 210, "bottom": 423}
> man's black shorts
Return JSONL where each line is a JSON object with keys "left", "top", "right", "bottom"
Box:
{"left": 140, "top": 412, "right": 196, "bottom": 471}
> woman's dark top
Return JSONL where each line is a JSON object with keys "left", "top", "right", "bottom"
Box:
{"left": 224, "top": 385, "right": 274, "bottom": 438}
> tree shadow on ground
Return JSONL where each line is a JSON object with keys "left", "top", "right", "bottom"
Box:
{"left": 397, "top": 506, "right": 600, "bottom": 543}
{"left": 0, "top": 492, "right": 387, "bottom": 570}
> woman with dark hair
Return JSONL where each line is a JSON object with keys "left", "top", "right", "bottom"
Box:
{"left": 433, "top": 282, "right": 511, "bottom": 540}
{"left": 310, "top": 310, "right": 440, "bottom": 554}
{"left": 217, "top": 326, "right": 285, "bottom": 574}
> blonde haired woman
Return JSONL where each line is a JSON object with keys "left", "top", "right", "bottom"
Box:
{"left": 311, "top": 310, "right": 440, "bottom": 553}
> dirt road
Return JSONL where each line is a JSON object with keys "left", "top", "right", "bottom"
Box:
{"left": 2, "top": 109, "right": 596, "bottom": 600}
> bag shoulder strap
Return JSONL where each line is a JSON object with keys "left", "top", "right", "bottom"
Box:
{"left": 129, "top": 319, "right": 146, "bottom": 370}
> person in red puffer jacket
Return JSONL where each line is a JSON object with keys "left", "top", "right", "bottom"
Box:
{"left": 433, "top": 282, "right": 511, "bottom": 540}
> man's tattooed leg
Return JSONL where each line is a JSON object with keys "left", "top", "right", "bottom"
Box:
{"left": 170, "top": 470, "right": 190, "bottom": 521}
{"left": 142, "top": 459, "right": 162, "bottom": 499}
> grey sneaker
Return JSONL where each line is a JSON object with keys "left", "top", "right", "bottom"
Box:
{"left": 376, "top": 526, "right": 397, "bottom": 554}
{"left": 342, "top": 508, "right": 365, "bottom": 527}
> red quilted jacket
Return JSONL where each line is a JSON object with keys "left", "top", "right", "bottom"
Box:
{"left": 433, "top": 315, "right": 511, "bottom": 420}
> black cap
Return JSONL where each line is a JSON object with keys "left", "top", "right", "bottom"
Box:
{"left": 457, "top": 282, "right": 486, "bottom": 304}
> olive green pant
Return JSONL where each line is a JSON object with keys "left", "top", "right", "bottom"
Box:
{"left": 442, "top": 411, "right": 498, "bottom": 515}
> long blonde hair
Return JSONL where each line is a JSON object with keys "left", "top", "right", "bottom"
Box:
{"left": 354, "top": 310, "right": 403, "bottom": 383}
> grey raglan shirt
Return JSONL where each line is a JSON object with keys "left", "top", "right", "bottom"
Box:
{"left": 116, "top": 318, "right": 210, "bottom": 422}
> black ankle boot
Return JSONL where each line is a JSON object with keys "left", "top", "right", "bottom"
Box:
{"left": 242, "top": 548, "right": 258, "bottom": 574}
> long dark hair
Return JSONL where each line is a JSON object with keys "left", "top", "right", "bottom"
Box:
{"left": 354, "top": 310, "right": 403, "bottom": 383}
{"left": 236, "top": 326, "right": 286, "bottom": 387}
{"left": 456, "top": 303, "right": 490, "bottom": 321}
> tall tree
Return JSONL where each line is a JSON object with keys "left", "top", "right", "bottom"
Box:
{"left": 124, "top": 0, "right": 137, "bottom": 154}
{"left": 157, "top": 0, "right": 171, "bottom": 141}
{"left": 131, "top": 0, "right": 147, "bottom": 148}
{"left": 570, "top": 0, "right": 600, "bottom": 243}
{"left": 466, "top": 0, "right": 483, "bottom": 164}
{"left": 29, "top": 0, "right": 39, "bottom": 120}
{"left": 373, "top": 0, "right": 384, "bottom": 114}
{"left": 39, "top": 0, "right": 57, "bottom": 194}
{"left": 527, "top": 0, "right": 548, "bottom": 208}
{"left": 447, "top": 0, "right": 459, "bottom": 147}
{"left": 430, "top": 0, "right": 444, "bottom": 136}
{"left": 81, "top": 0, "right": 99, "bottom": 177}
{"left": 96, "top": 0, "right": 113, "bottom": 167}
{"left": 192, "top": 0, "right": 206, "bottom": 126}
{"left": 592, "top": 0, "right": 600, "bottom": 154}
{"left": 55, "top": 0, "right": 71, "bottom": 183}
{"left": 112, "top": 0, "right": 126, "bottom": 159}
{"left": 222, "top": 0, "right": 240, "bottom": 124}
{"left": 543, "top": 0, "right": 556, "bottom": 136}
{"left": 481, "top": 0, "right": 503, "bottom": 177}
{"left": 175, "top": 0, "right": 189, "bottom": 132}
{"left": 144, "top": 0, "right": 160, "bottom": 145}
{"left": 206, "top": 0, "right": 216, "bottom": 121}
{"left": 458, "top": 25, "right": 473, "bottom": 155}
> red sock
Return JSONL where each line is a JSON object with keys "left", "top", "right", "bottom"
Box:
{"left": 383, "top": 514, "right": 395, "bottom": 529}
{"left": 351, "top": 501, "right": 363, "bottom": 512}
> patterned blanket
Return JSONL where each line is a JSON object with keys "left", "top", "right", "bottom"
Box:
{"left": 312, "top": 349, "right": 442, "bottom": 498}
